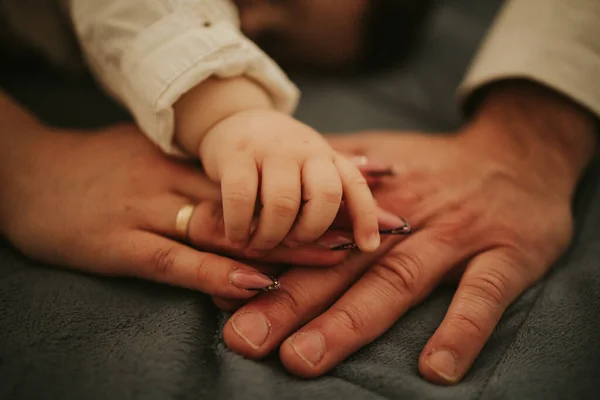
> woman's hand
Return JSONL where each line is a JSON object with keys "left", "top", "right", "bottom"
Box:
{"left": 0, "top": 116, "right": 356, "bottom": 295}
{"left": 219, "top": 81, "right": 597, "bottom": 384}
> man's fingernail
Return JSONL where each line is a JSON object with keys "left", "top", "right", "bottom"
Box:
{"left": 229, "top": 270, "right": 277, "bottom": 291}
{"left": 316, "top": 233, "right": 356, "bottom": 250}
{"left": 426, "top": 350, "right": 459, "bottom": 383}
{"left": 290, "top": 331, "right": 326, "bottom": 367}
{"left": 231, "top": 312, "right": 270, "bottom": 349}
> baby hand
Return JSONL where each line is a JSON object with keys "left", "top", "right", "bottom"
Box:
{"left": 199, "top": 109, "right": 380, "bottom": 253}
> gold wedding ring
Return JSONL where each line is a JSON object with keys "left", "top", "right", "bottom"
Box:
{"left": 175, "top": 204, "right": 196, "bottom": 241}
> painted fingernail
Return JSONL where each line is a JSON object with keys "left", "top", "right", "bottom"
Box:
{"left": 330, "top": 242, "right": 358, "bottom": 251}
{"left": 379, "top": 217, "right": 412, "bottom": 235}
{"left": 290, "top": 331, "right": 326, "bottom": 367}
{"left": 364, "top": 167, "right": 396, "bottom": 177}
{"left": 350, "top": 156, "right": 396, "bottom": 177}
{"left": 230, "top": 270, "right": 278, "bottom": 291}
{"left": 426, "top": 350, "right": 459, "bottom": 383}
{"left": 231, "top": 312, "right": 270, "bottom": 349}
{"left": 377, "top": 209, "right": 413, "bottom": 235}
{"left": 316, "top": 233, "right": 356, "bottom": 250}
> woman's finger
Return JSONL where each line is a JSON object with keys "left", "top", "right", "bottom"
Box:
{"left": 284, "top": 157, "right": 342, "bottom": 247}
{"left": 171, "top": 164, "right": 222, "bottom": 202}
{"left": 419, "top": 249, "right": 534, "bottom": 385}
{"left": 111, "top": 231, "right": 278, "bottom": 297}
{"left": 220, "top": 158, "right": 259, "bottom": 246}
{"left": 249, "top": 156, "right": 301, "bottom": 251}
{"left": 334, "top": 155, "right": 380, "bottom": 251}
{"left": 140, "top": 192, "right": 352, "bottom": 267}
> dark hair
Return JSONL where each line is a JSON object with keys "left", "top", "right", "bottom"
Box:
{"left": 361, "top": 0, "right": 435, "bottom": 70}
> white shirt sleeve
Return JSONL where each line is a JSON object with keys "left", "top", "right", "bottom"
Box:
{"left": 66, "top": 0, "right": 300, "bottom": 155}
{"left": 458, "top": 0, "right": 600, "bottom": 119}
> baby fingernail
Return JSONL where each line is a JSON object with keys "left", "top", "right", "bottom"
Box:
{"left": 426, "top": 350, "right": 459, "bottom": 383}
{"left": 290, "top": 331, "right": 326, "bottom": 367}
{"left": 361, "top": 232, "right": 381, "bottom": 252}
{"left": 230, "top": 270, "right": 278, "bottom": 291}
{"left": 231, "top": 312, "right": 270, "bottom": 349}
{"left": 350, "top": 155, "right": 369, "bottom": 166}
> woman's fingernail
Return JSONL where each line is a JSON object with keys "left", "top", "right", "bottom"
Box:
{"left": 316, "top": 233, "right": 356, "bottom": 250}
{"left": 364, "top": 168, "right": 396, "bottom": 178}
{"left": 426, "top": 350, "right": 459, "bottom": 383}
{"left": 330, "top": 242, "right": 358, "bottom": 251}
{"left": 379, "top": 218, "right": 412, "bottom": 235}
{"left": 377, "top": 209, "right": 413, "bottom": 235}
{"left": 349, "top": 156, "right": 396, "bottom": 177}
{"left": 230, "top": 270, "right": 278, "bottom": 291}
{"left": 231, "top": 312, "right": 270, "bottom": 349}
{"left": 290, "top": 331, "right": 326, "bottom": 367}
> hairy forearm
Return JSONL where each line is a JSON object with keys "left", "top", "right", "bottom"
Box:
{"left": 461, "top": 80, "right": 597, "bottom": 197}
{"left": 173, "top": 77, "right": 273, "bottom": 156}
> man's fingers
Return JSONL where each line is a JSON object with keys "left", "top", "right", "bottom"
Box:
{"left": 276, "top": 232, "right": 470, "bottom": 378}
{"left": 419, "top": 249, "right": 532, "bottom": 385}
{"left": 112, "top": 231, "right": 276, "bottom": 297}
{"left": 222, "top": 239, "right": 393, "bottom": 358}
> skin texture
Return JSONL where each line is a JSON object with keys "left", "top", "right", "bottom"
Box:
{"left": 219, "top": 81, "right": 597, "bottom": 384}
{"left": 174, "top": 77, "right": 381, "bottom": 254}
{"left": 0, "top": 92, "right": 357, "bottom": 295}
{"left": 0, "top": 91, "right": 407, "bottom": 299}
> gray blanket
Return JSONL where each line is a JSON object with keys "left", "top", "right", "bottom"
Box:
{"left": 1, "top": 1, "right": 599, "bottom": 399}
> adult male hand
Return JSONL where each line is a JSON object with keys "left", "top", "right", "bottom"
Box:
{"left": 221, "top": 81, "right": 597, "bottom": 384}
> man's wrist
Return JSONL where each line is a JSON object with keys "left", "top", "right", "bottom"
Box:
{"left": 173, "top": 76, "right": 273, "bottom": 156}
{"left": 460, "top": 80, "right": 597, "bottom": 197}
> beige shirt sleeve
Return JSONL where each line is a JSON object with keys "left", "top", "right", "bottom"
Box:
{"left": 65, "top": 0, "right": 300, "bottom": 155}
{"left": 459, "top": 0, "right": 600, "bottom": 118}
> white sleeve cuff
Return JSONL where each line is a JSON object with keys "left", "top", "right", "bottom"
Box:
{"left": 458, "top": 0, "right": 600, "bottom": 119}
{"left": 87, "top": 5, "right": 300, "bottom": 155}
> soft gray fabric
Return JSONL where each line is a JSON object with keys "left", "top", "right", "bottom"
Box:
{"left": 1, "top": 1, "right": 599, "bottom": 399}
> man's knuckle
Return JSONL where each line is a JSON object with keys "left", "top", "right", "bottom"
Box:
{"left": 449, "top": 312, "right": 486, "bottom": 337}
{"left": 269, "top": 284, "right": 304, "bottom": 318}
{"left": 462, "top": 269, "right": 511, "bottom": 308}
{"left": 373, "top": 251, "right": 422, "bottom": 298}
{"left": 332, "top": 304, "right": 365, "bottom": 333}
